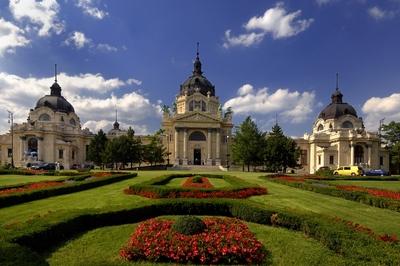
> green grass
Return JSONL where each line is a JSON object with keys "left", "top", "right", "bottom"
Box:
{"left": 46, "top": 217, "right": 347, "bottom": 266}
{"left": 0, "top": 175, "right": 66, "bottom": 187}
{"left": 326, "top": 180, "right": 400, "bottom": 191}
{"left": 1, "top": 170, "right": 400, "bottom": 238}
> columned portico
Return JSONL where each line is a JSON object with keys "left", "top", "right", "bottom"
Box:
{"left": 207, "top": 129, "right": 212, "bottom": 165}
{"left": 174, "top": 128, "right": 179, "bottom": 164}
{"left": 182, "top": 129, "right": 188, "bottom": 165}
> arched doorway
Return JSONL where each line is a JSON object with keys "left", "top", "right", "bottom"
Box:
{"left": 189, "top": 131, "right": 206, "bottom": 165}
{"left": 354, "top": 145, "right": 364, "bottom": 164}
{"left": 27, "top": 138, "right": 38, "bottom": 158}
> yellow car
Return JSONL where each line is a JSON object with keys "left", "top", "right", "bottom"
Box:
{"left": 333, "top": 166, "right": 363, "bottom": 176}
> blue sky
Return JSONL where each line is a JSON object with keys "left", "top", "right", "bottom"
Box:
{"left": 0, "top": 0, "right": 399, "bottom": 137}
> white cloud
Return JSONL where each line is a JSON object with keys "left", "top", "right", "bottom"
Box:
{"left": 9, "top": 0, "right": 64, "bottom": 37}
{"left": 75, "top": 0, "right": 108, "bottom": 20}
{"left": 126, "top": 78, "right": 142, "bottom": 86}
{"left": 237, "top": 84, "right": 254, "bottom": 96}
{"left": 362, "top": 93, "right": 400, "bottom": 130}
{"left": 223, "top": 2, "right": 313, "bottom": 48}
{"left": 97, "top": 43, "right": 118, "bottom": 52}
{"left": 223, "top": 84, "right": 315, "bottom": 123}
{"left": 0, "top": 72, "right": 160, "bottom": 134}
{"left": 82, "top": 120, "right": 149, "bottom": 135}
{"left": 64, "top": 31, "right": 91, "bottom": 49}
{"left": 223, "top": 30, "right": 265, "bottom": 48}
{"left": 315, "top": 0, "right": 334, "bottom": 6}
{"left": 367, "top": 6, "right": 395, "bottom": 20}
{"left": 0, "top": 17, "right": 30, "bottom": 56}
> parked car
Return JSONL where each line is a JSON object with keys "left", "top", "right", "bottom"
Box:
{"left": 30, "top": 162, "right": 46, "bottom": 170}
{"left": 34, "top": 163, "right": 64, "bottom": 170}
{"left": 333, "top": 166, "right": 363, "bottom": 176}
{"left": 364, "top": 169, "right": 390, "bottom": 176}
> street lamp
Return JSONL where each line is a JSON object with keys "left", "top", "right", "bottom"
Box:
{"left": 226, "top": 135, "right": 230, "bottom": 171}
{"left": 7, "top": 110, "right": 14, "bottom": 168}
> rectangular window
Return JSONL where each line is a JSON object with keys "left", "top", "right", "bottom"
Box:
{"left": 7, "top": 148, "right": 12, "bottom": 158}
{"left": 59, "top": 149, "right": 64, "bottom": 159}
{"left": 300, "top": 150, "right": 307, "bottom": 165}
{"left": 344, "top": 167, "right": 350, "bottom": 170}
{"left": 329, "top": 155, "right": 334, "bottom": 165}
{"left": 318, "top": 155, "right": 321, "bottom": 165}
{"left": 72, "top": 150, "right": 75, "bottom": 160}
{"left": 380, "top": 156, "right": 384, "bottom": 166}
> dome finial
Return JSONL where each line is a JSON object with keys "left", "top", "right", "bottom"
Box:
{"left": 113, "top": 106, "right": 120, "bottom": 130}
{"left": 336, "top": 72, "right": 339, "bottom": 90}
{"left": 55, "top": 64, "right": 58, "bottom": 83}
{"left": 193, "top": 42, "right": 202, "bottom": 75}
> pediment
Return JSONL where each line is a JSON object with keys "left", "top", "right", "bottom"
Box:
{"left": 174, "top": 112, "right": 221, "bottom": 123}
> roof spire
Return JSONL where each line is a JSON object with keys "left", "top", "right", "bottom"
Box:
{"left": 55, "top": 64, "right": 58, "bottom": 83}
{"left": 193, "top": 42, "right": 202, "bottom": 75}
{"left": 113, "top": 106, "right": 120, "bottom": 130}
{"left": 336, "top": 72, "right": 339, "bottom": 90}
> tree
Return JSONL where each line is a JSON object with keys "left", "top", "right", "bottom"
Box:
{"left": 87, "top": 129, "right": 108, "bottom": 168}
{"left": 126, "top": 127, "right": 142, "bottom": 168}
{"left": 381, "top": 121, "right": 400, "bottom": 174}
{"left": 102, "top": 135, "right": 132, "bottom": 169}
{"left": 231, "top": 116, "right": 265, "bottom": 171}
{"left": 143, "top": 130, "right": 166, "bottom": 166}
{"left": 264, "top": 123, "right": 299, "bottom": 173}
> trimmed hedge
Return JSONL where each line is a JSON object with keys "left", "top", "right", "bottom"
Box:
{"left": 126, "top": 173, "right": 266, "bottom": 198}
{"left": 267, "top": 176, "right": 400, "bottom": 212}
{"left": 0, "top": 173, "right": 137, "bottom": 208}
{"left": 1, "top": 199, "right": 399, "bottom": 265}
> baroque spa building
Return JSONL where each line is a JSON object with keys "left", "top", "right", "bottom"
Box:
{"left": 295, "top": 83, "right": 389, "bottom": 174}
{"left": 0, "top": 71, "right": 92, "bottom": 169}
{"left": 162, "top": 50, "right": 233, "bottom": 166}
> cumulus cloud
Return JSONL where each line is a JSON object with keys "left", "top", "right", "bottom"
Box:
{"left": 9, "top": 0, "right": 64, "bottom": 37}
{"left": 64, "top": 31, "right": 91, "bottom": 49}
{"left": 223, "top": 84, "right": 315, "bottom": 123}
{"left": 0, "top": 17, "right": 30, "bottom": 56}
{"left": 96, "top": 43, "right": 118, "bottom": 52}
{"left": 315, "top": 0, "right": 334, "bottom": 6}
{"left": 223, "top": 2, "right": 313, "bottom": 48}
{"left": 223, "top": 30, "right": 265, "bottom": 48}
{"left": 75, "top": 0, "right": 108, "bottom": 20}
{"left": 362, "top": 93, "right": 400, "bottom": 130}
{"left": 0, "top": 72, "right": 159, "bottom": 135}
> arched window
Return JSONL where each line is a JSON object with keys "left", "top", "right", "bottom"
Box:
{"left": 342, "top": 121, "right": 353, "bottom": 128}
{"left": 317, "top": 124, "right": 324, "bottom": 131}
{"left": 28, "top": 138, "right": 38, "bottom": 153}
{"left": 70, "top": 118, "right": 76, "bottom": 126}
{"left": 201, "top": 101, "right": 206, "bottom": 112}
{"left": 38, "top": 113, "right": 50, "bottom": 121}
{"left": 189, "top": 131, "right": 206, "bottom": 141}
{"left": 189, "top": 101, "right": 194, "bottom": 111}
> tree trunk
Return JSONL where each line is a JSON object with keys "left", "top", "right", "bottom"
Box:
{"left": 247, "top": 164, "right": 250, "bottom": 172}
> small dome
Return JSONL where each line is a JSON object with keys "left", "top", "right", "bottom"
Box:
{"left": 179, "top": 51, "right": 215, "bottom": 97}
{"left": 35, "top": 95, "right": 75, "bottom": 113}
{"left": 35, "top": 81, "right": 75, "bottom": 113}
{"left": 318, "top": 89, "right": 357, "bottom": 120}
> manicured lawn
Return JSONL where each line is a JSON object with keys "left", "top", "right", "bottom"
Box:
{"left": 326, "top": 180, "right": 400, "bottom": 191}
{"left": 165, "top": 177, "right": 230, "bottom": 188}
{"left": 0, "top": 175, "right": 66, "bottom": 187}
{"left": 46, "top": 217, "right": 347, "bottom": 266}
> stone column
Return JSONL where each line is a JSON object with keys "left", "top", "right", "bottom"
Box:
{"left": 206, "top": 129, "right": 212, "bottom": 165}
{"left": 367, "top": 144, "right": 372, "bottom": 168}
{"left": 20, "top": 138, "right": 25, "bottom": 160}
{"left": 337, "top": 142, "right": 341, "bottom": 167}
{"left": 182, "top": 129, "right": 188, "bottom": 165}
{"left": 38, "top": 139, "right": 43, "bottom": 161}
{"left": 215, "top": 129, "right": 221, "bottom": 166}
{"left": 174, "top": 128, "right": 179, "bottom": 165}
{"left": 350, "top": 142, "right": 354, "bottom": 166}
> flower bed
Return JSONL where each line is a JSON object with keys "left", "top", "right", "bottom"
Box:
{"left": 124, "top": 187, "right": 267, "bottom": 199}
{"left": 0, "top": 181, "right": 63, "bottom": 195}
{"left": 126, "top": 173, "right": 268, "bottom": 199}
{"left": 272, "top": 175, "right": 305, "bottom": 183}
{"left": 333, "top": 217, "right": 398, "bottom": 244}
{"left": 182, "top": 177, "right": 214, "bottom": 189}
{"left": 267, "top": 175, "right": 400, "bottom": 212}
{"left": 336, "top": 185, "right": 400, "bottom": 201}
{"left": 119, "top": 217, "right": 266, "bottom": 264}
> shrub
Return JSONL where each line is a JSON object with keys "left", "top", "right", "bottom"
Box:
{"left": 192, "top": 175, "right": 203, "bottom": 183}
{"left": 172, "top": 216, "right": 206, "bottom": 235}
{"left": 315, "top": 168, "right": 334, "bottom": 177}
